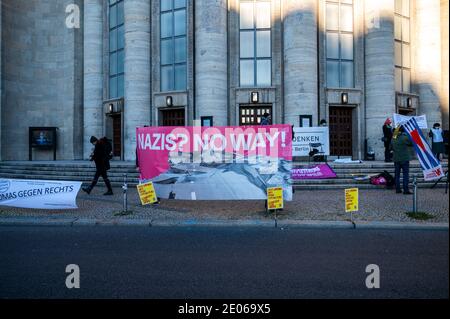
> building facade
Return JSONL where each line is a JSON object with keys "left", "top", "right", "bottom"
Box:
{"left": 1, "top": 0, "right": 448, "bottom": 161}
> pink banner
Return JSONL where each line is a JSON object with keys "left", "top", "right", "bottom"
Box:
{"left": 136, "top": 125, "right": 293, "bottom": 200}
{"left": 291, "top": 164, "right": 337, "bottom": 180}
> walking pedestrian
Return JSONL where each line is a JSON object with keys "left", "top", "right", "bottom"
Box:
{"left": 82, "top": 136, "right": 113, "bottom": 196}
{"left": 429, "top": 123, "right": 444, "bottom": 161}
{"left": 392, "top": 126, "right": 414, "bottom": 195}
{"left": 382, "top": 118, "right": 393, "bottom": 162}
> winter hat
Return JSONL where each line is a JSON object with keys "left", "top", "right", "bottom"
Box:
{"left": 90, "top": 136, "right": 98, "bottom": 143}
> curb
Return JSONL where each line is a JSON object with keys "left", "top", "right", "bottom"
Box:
{"left": 0, "top": 217, "right": 76, "bottom": 227}
{"left": 353, "top": 221, "right": 449, "bottom": 230}
{"left": 0, "top": 217, "right": 448, "bottom": 230}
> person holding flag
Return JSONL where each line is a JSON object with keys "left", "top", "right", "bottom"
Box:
{"left": 402, "top": 118, "right": 444, "bottom": 181}
{"left": 392, "top": 126, "right": 414, "bottom": 194}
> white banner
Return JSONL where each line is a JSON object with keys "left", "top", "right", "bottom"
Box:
{"left": 292, "top": 127, "right": 330, "bottom": 157}
{"left": 393, "top": 113, "right": 428, "bottom": 129}
{"left": 0, "top": 179, "right": 82, "bottom": 209}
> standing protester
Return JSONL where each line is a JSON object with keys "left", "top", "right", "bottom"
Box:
{"left": 392, "top": 126, "right": 414, "bottom": 195}
{"left": 429, "top": 123, "right": 444, "bottom": 161}
{"left": 82, "top": 136, "right": 113, "bottom": 196}
{"left": 382, "top": 118, "right": 393, "bottom": 162}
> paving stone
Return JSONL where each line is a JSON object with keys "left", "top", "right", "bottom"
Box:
{"left": 0, "top": 187, "right": 447, "bottom": 224}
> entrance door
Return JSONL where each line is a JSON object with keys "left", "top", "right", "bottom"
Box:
{"left": 239, "top": 105, "right": 272, "bottom": 125}
{"left": 329, "top": 107, "right": 353, "bottom": 156}
{"left": 112, "top": 114, "right": 122, "bottom": 158}
{"left": 161, "top": 108, "right": 185, "bottom": 126}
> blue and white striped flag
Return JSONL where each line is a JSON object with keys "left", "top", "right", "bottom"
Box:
{"left": 402, "top": 118, "right": 444, "bottom": 181}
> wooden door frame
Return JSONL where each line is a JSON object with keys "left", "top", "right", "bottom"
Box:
{"left": 329, "top": 105, "right": 355, "bottom": 157}
{"left": 158, "top": 107, "right": 186, "bottom": 126}
{"left": 105, "top": 112, "right": 124, "bottom": 161}
{"left": 238, "top": 104, "right": 273, "bottom": 126}
{"left": 111, "top": 114, "right": 122, "bottom": 158}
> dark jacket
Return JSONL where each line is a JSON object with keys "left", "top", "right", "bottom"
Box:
{"left": 392, "top": 132, "right": 414, "bottom": 162}
{"left": 382, "top": 124, "right": 393, "bottom": 147}
{"left": 91, "top": 140, "right": 110, "bottom": 171}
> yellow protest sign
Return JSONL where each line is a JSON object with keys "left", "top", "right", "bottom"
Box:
{"left": 345, "top": 188, "right": 359, "bottom": 212}
{"left": 267, "top": 186, "right": 284, "bottom": 210}
{"left": 137, "top": 182, "right": 158, "bottom": 205}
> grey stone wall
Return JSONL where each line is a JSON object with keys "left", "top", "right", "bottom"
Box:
{"left": 150, "top": 0, "right": 194, "bottom": 126}
{"left": 317, "top": 0, "right": 366, "bottom": 160}
{"left": 415, "top": 0, "right": 442, "bottom": 128}
{"left": 1, "top": 0, "right": 83, "bottom": 161}
{"left": 283, "top": 0, "right": 318, "bottom": 126}
{"left": 0, "top": 0, "right": 448, "bottom": 161}
{"left": 364, "top": 0, "right": 396, "bottom": 160}
{"left": 84, "top": 0, "right": 103, "bottom": 159}
{"left": 124, "top": 0, "right": 151, "bottom": 160}
{"left": 228, "top": 0, "right": 283, "bottom": 125}
{"left": 0, "top": 0, "right": 2, "bottom": 160}
{"left": 195, "top": 0, "right": 228, "bottom": 126}
{"left": 441, "top": 0, "right": 449, "bottom": 130}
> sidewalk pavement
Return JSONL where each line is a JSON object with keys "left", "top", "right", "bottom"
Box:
{"left": 0, "top": 187, "right": 448, "bottom": 229}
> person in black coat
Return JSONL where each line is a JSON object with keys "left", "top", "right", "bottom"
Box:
{"left": 82, "top": 136, "right": 113, "bottom": 195}
{"left": 382, "top": 118, "right": 394, "bottom": 162}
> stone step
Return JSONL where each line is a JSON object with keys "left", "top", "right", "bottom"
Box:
{"left": 0, "top": 168, "right": 432, "bottom": 181}
{"left": 0, "top": 168, "right": 140, "bottom": 177}
{"left": 0, "top": 166, "right": 443, "bottom": 175}
{"left": 0, "top": 171, "right": 441, "bottom": 186}
{"left": 2, "top": 162, "right": 445, "bottom": 170}
{"left": 292, "top": 178, "right": 429, "bottom": 184}
{"left": 0, "top": 161, "right": 136, "bottom": 169}
{"left": 0, "top": 165, "right": 137, "bottom": 172}
{"left": 0, "top": 172, "right": 138, "bottom": 182}
{"left": 0, "top": 167, "right": 432, "bottom": 177}
{"left": 293, "top": 183, "right": 447, "bottom": 190}
{"left": 0, "top": 161, "right": 447, "bottom": 191}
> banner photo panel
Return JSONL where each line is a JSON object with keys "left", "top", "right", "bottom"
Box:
{"left": 136, "top": 125, "right": 293, "bottom": 201}
{"left": 402, "top": 118, "right": 444, "bottom": 181}
{"left": 0, "top": 179, "right": 81, "bottom": 209}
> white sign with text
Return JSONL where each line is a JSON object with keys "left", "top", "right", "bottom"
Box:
{"left": 393, "top": 113, "right": 428, "bottom": 129}
{"left": 292, "top": 127, "right": 330, "bottom": 157}
{"left": 0, "top": 179, "right": 82, "bottom": 209}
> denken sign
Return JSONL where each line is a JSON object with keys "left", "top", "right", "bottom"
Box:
{"left": 292, "top": 127, "right": 330, "bottom": 157}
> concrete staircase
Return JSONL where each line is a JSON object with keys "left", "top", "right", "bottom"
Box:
{"left": 0, "top": 160, "right": 447, "bottom": 190}
{"left": 0, "top": 161, "right": 140, "bottom": 187}
{"left": 292, "top": 161, "right": 448, "bottom": 190}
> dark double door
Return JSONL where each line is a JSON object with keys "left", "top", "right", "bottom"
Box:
{"left": 329, "top": 107, "right": 353, "bottom": 157}
{"left": 112, "top": 114, "right": 122, "bottom": 158}
{"left": 239, "top": 105, "right": 272, "bottom": 125}
{"left": 161, "top": 109, "right": 185, "bottom": 126}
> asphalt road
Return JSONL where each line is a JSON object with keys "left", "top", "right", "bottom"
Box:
{"left": 0, "top": 226, "right": 448, "bottom": 299}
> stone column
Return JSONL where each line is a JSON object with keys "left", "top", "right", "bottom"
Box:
{"left": 195, "top": 0, "right": 228, "bottom": 126}
{"left": 83, "top": 0, "right": 104, "bottom": 159}
{"left": 283, "top": 0, "right": 318, "bottom": 125}
{"left": 364, "top": 0, "right": 395, "bottom": 159}
{"left": 415, "top": 0, "right": 442, "bottom": 128}
{"left": 441, "top": 0, "right": 449, "bottom": 130}
{"left": 124, "top": 0, "right": 151, "bottom": 161}
{"left": 0, "top": 0, "right": 2, "bottom": 160}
